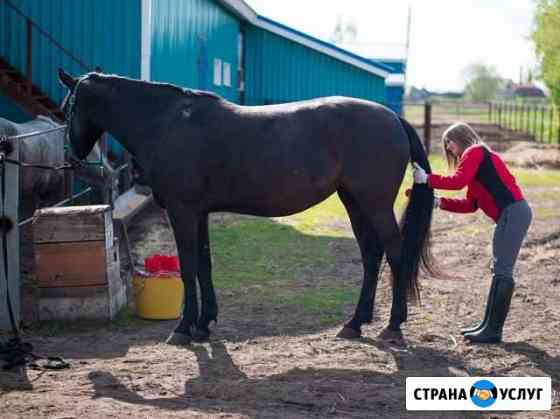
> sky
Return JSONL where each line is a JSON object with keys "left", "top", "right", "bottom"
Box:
{"left": 244, "top": 0, "right": 538, "bottom": 92}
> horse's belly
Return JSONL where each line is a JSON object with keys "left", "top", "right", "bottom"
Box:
{"left": 218, "top": 175, "right": 338, "bottom": 217}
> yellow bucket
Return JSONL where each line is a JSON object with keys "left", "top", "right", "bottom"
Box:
{"left": 132, "top": 274, "right": 184, "bottom": 320}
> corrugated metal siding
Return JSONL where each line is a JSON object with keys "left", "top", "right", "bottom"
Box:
{"left": 245, "top": 27, "right": 386, "bottom": 106}
{"left": 0, "top": 0, "right": 141, "bottom": 105}
{"left": 0, "top": 93, "right": 30, "bottom": 122}
{"left": 150, "top": 0, "right": 240, "bottom": 102}
{"left": 386, "top": 85, "right": 404, "bottom": 116}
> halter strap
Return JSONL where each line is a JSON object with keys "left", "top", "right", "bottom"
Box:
{"left": 65, "top": 75, "right": 89, "bottom": 148}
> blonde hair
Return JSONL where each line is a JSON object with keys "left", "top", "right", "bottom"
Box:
{"left": 442, "top": 122, "right": 485, "bottom": 169}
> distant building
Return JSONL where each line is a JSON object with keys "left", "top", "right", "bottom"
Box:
{"left": 512, "top": 85, "right": 546, "bottom": 98}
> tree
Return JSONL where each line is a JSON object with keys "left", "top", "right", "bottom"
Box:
{"left": 532, "top": 0, "right": 560, "bottom": 106}
{"left": 462, "top": 63, "right": 502, "bottom": 101}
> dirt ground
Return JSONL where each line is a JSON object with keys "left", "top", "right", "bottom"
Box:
{"left": 1, "top": 135, "right": 559, "bottom": 418}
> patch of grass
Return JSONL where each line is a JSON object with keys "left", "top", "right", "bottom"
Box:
{"left": 210, "top": 217, "right": 334, "bottom": 290}
{"left": 510, "top": 167, "right": 560, "bottom": 188}
{"left": 532, "top": 207, "right": 560, "bottom": 220}
{"left": 273, "top": 285, "right": 358, "bottom": 319}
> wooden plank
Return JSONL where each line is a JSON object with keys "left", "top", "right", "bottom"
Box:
{"left": 33, "top": 205, "right": 113, "bottom": 246}
{"left": 0, "top": 135, "right": 20, "bottom": 331}
{"left": 112, "top": 187, "right": 153, "bottom": 224}
{"left": 35, "top": 241, "right": 110, "bottom": 287}
{"left": 38, "top": 241, "right": 125, "bottom": 321}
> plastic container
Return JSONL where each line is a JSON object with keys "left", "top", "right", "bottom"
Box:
{"left": 132, "top": 254, "right": 184, "bottom": 320}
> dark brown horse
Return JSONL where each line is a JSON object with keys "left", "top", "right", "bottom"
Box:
{"left": 58, "top": 69, "right": 437, "bottom": 345}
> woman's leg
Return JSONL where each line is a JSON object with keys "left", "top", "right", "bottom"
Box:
{"left": 465, "top": 200, "right": 532, "bottom": 343}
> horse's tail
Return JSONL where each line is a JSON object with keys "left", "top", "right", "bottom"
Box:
{"left": 397, "top": 117, "right": 439, "bottom": 302}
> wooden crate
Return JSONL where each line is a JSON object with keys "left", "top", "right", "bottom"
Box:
{"left": 35, "top": 241, "right": 118, "bottom": 288}
{"left": 33, "top": 205, "right": 114, "bottom": 248}
{"left": 37, "top": 241, "right": 125, "bottom": 321}
{"left": 32, "top": 205, "right": 126, "bottom": 321}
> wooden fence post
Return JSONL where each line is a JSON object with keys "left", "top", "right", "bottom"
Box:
{"left": 557, "top": 108, "right": 560, "bottom": 144}
{"left": 0, "top": 137, "right": 21, "bottom": 331}
{"left": 424, "top": 102, "right": 432, "bottom": 154}
{"left": 540, "top": 106, "right": 545, "bottom": 143}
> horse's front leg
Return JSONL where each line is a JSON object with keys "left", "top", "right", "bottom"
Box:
{"left": 165, "top": 206, "right": 200, "bottom": 346}
{"left": 193, "top": 214, "right": 218, "bottom": 342}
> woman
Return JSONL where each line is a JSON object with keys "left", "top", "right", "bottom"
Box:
{"left": 412, "top": 122, "right": 532, "bottom": 343}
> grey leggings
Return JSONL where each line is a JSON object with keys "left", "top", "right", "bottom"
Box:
{"left": 492, "top": 200, "right": 532, "bottom": 280}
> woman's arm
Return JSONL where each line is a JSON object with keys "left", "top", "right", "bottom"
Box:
{"left": 428, "top": 146, "right": 484, "bottom": 190}
{"left": 439, "top": 189, "right": 478, "bottom": 213}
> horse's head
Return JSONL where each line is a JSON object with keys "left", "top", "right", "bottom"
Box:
{"left": 58, "top": 69, "right": 103, "bottom": 160}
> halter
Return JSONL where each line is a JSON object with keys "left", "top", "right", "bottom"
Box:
{"left": 64, "top": 75, "right": 88, "bottom": 151}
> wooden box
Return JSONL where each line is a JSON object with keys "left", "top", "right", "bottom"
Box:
{"left": 32, "top": 205, "right": 126, "bottom": 321}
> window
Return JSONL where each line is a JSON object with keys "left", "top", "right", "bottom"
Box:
{"left": 213, "top": 58, "right": 222, "bottom": 86}
{"left": 223, "top": 62, "right": 231, "bottom": 87}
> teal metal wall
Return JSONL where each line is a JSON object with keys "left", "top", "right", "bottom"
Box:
{"left": 150, "top": 0, "right": 240, "bottom": 102}
{"left": 245, "top": 26, "right": 386, "bottom": 105}
{"left": 0, "top": 93, "right": 31, "bottom": 122}
{"left": 0, "top": 0, "right": 141, "bottom": 105}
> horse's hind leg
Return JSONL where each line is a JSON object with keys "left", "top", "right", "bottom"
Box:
{"left": 336, "top": 189, "right": 384, "bottom": 339}
{"left": 193, "top": 214, "right": 218, "bottom": 341}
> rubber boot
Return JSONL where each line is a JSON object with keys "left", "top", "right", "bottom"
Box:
{"left": 464, "top": 277, "right": 514, "bottom": 344}
{"left": 460, "top": 277, "right": 498, "bottom": 335}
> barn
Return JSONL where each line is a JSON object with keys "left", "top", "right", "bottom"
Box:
{"left": 1, "top": 0, "right": 403, "bottom": 128}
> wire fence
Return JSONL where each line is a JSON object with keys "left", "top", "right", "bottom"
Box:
{"left": 490, "top": 102, "right": 560, "bottom": 144}
{"left": 403, "top": 100, "right": 560, "bottom": 145}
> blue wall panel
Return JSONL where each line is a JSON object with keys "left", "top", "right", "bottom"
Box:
{"left": 386, "top": 85, "right": 404, "bottom": 116}
{"left": 0, "top": 0, "right": 141, "bottom": 105}
{"left": 150, "top": 0, "right": 240, "bottom": 102}
{"left": 245, "top": 26, "right": 386, "bottom": 106}
{"left": 0, "top": 93, "right": 31, "bottom": 122}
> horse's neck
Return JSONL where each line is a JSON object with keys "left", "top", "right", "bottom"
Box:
{"left": 95, "top": 81, "right": 163, "bottom": 157}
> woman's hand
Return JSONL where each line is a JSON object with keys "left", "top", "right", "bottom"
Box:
{"left": 412, "top": 162, "right": 428, "bottom": 184}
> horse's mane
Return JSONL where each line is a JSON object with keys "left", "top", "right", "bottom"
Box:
{"left": 87, "top": 72, "right": 221, "bottom": 101}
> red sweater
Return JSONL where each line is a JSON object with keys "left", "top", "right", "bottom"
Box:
{"left": 427, "top": 145, "right": 524, "bottom": 222}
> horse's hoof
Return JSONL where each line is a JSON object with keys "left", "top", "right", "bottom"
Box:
{"left": 336, "top": 326, "right": 361, "bottom": 339}
{"left": 166, "top": 332, "right": 192, "bottom": 346}
{"left": 193, "top": 328, "right": 210, "bottom": 342}
{"left": 378, "top": 327, "right": 405, "bottom": 345}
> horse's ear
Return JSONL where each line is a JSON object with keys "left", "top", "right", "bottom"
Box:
{"left": 58, "top": 68, "right": 77, "bottom": 90}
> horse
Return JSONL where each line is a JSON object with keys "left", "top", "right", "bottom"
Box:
{"left": 0, "top": 115, "right": 118, "bottom": 220}
{"left": 58, "top": 69, "right": 437, "bottom": 346}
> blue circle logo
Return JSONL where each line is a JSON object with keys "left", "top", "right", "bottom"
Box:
{"left": 470, "top": 380, "right": 498, "bottom": 408}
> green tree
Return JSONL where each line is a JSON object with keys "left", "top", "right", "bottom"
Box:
{"left": 462, "top": 63, "right": 502, "bottom": 101}
{"left": 532, "top": 0, "right": 560, "bottom": 106}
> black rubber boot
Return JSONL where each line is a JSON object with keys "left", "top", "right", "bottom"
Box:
{"left": 464, "top": 276, "right": 514, "bottom": 344}
{"left": 460, "top": 277, "right": 498, "bottom": 335}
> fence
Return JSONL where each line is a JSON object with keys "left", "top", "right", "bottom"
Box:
{"left": 0, "top": 126, "right": 131, "bottom": 331}
{"left": 403, "top": 101, "right": 560, "bottom": 150}
{"left": 490, "top": 102, "right": 560, "bottom": 144}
